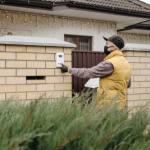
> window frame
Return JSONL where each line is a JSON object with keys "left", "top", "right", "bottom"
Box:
{"left": 64, "top": 35, "right": 92, "bottom": 51}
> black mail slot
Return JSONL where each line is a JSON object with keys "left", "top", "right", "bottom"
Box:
{"left": 26, "top": 76, "right": 46, "bottom": 80}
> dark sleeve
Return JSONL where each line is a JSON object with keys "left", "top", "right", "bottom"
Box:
{"left": 127, "top": 76, "right": 131, "bottom": 88}
{"left": 69, "top": 61, "right": 114, "bottom": 79}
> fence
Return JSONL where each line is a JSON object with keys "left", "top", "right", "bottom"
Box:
{"left": 72, "top": 50, "right": 106, "bottom": 93}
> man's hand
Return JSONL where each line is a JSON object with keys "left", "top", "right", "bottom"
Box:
{"left": 61, "top": 64, "right": 68, "bottom": 73}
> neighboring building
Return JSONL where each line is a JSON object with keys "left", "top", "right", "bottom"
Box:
{"left": 0, "top": 0, "right": 150, "bottom": 51}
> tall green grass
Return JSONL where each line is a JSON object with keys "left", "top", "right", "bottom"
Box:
{"left": 0, "top": 89, "right": 150, "bottom": 150}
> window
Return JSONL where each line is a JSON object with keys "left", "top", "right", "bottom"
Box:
{"left": 64, "top": 35, "right": 92, "bottom": 51}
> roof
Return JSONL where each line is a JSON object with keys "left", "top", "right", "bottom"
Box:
{"left": 39, "top": 0, "right": 150, "bottom": 12}
{"left": 0, "top": 35, "right": 76, "bottom": 47}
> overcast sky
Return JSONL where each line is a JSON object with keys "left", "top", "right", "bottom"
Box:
{"left": 140, "top": 0, "right": 150, "bottom": 4}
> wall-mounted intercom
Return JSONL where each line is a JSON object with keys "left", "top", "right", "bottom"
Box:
{"left": 56, "top": 52, "right": 64, "bottom": 67}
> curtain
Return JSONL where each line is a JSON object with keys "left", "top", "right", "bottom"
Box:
{"left": 79, "top": 38, "right": 90, "bottom": 51}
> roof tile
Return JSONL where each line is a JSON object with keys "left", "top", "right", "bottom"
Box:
{"left": 39, "top": 0, "right": 150, "bottom": 12}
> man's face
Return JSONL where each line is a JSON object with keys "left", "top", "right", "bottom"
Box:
{"left": 106, "top": 40, "right": 115, "bottom": 52}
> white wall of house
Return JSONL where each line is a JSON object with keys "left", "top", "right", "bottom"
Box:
{"left": 0, "top": 12, "right": 116, "bottom": 52}
{"left": 1, "top": 12, "right": 150, "bottom": 51}
{"left": 118, "top": 32, "right": 150, "bottom": 45}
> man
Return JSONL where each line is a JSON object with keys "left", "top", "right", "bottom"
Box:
{"left": 61, "top": 35, "right": 131, "bottom": 110}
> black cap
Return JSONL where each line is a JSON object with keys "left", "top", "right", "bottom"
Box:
{"left": 103, "top": 34, "right": 124, "bottom": 49}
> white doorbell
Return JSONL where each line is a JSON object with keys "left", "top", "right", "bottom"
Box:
{"left": 56, "top": 52, "right": 64, "bottom": 67}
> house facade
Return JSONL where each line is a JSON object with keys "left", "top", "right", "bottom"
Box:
{"left": 0, "top": 0, "right": 150, "bottom": 109}
{"left": 0, "top": 0, "right": 150, "bottom": 51}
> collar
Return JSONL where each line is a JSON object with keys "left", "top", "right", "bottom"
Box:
{"left": 104, "top": 50, "right": 123, "bottom": 61}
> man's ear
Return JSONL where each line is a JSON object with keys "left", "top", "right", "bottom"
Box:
{"left": 112, "top": 45, "right": 115, "bottom": 51}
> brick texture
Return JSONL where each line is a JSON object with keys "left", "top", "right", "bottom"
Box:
{"left": 27, "top": 46, "right": 45, "bottom": 53}
{"left": 64, "top": 62, "right": 72, "bottom": 68}
{"left": 147, "top": 76, "right": 150, "bottom": 81}
{"left": 147, "top": 88, "right": 150, "bottom": 93}
{"left": 64, "top": 76, "right": 72, "bottom": 83}
{"left": 6, "top": 45, "right": 26, "bottom": 52}
{"left": 46, "top": 77, "right": 63, "bottom": 83}
{"left": 27, "top": 80, "right": 45, "bottom": 84}
{"left": 140, "top": 70, "right": 150, "bottom": 75}
{"left": 17, "top": 53, "right": 36, "bottom": 60}
{"left": 134, "top": 63, "right": 146, "bottom": 69}
{"left": 37, "top": 54, "right": 54, "bottom": 61}
{"left": 134, "top": 100, "right": 147, "bottom": 106}
{"left": 0, "top": 45, "right": 5, "bottom": 51}
{"left": 127, "top": 95, "right": 140, "bottom": 101}
{"left": 0, "top": 94, "right": 5, "bottom": 100}
{"left": 124, "top": 50, "right": 150, "bottom": 109}
{"left": 127, "top": 88, "right": 133, "bottom": 94}
{"left": 46, "top": 62, "right": 56, "bottom": 68}
{"left": 27, "top": 92, "right": 45, "bottom": 99}
{"left": 134, "top": 76, "right": 146, "bottom": 81}
{"left": 146, "top": 52, "right": 150, "bottom": 57}
{"left": 134, "top": 88, "right": 146, "bottom": 94}
{"left": 6, "top": 61, "right": 26, "bottom": 68}
{"left": 131, "top": 82, "right": 139, "bottom": 88}
{"left": 37, "top": 69, "right": 54, "bottom": 76}
{"left": 123, "top": 51, "right": 133, "bottom": 56}
{"left": 46, "top": 47, "right": 63, "bottom": 53}
{"left": 17, "top": 85, "right": 36, "bottom": 92}
{"left": 0, "top": 77, "right": 5, "bottom": 84}
{"left": 0, "top": 69, "right": 16, "bottom": 76}
{"left": 0, "top": 61, "right": 5, "bottom": 68}
{"left": 134, "top": 51, "right": 145, "bottom": 56}
{"left": 140, "top": 82, "right": 150, "bottom": 87}
{"left": 37, "top": 84, "right": 54, "bottom": 91}
{"left": 1, "top": 45, "right": 150, "bottom": 110}
{"left": 140, "top": 57, "right": 150, "bottom": 63}
{"left": 64, "top": 91, "right": 72, "bottom": 97}
{"left": 125, "top": 57, "right": 139, "bottom": 62}
{"left": 131, "top": 70, "right": 139, "bottom": 75}
{"left": 127, "top": 101, "right": 134, "bottom": 107}
{"left": 146, "top": 64, "right": 150, "bottom": 69}
{"left": 46, "top": 91, "right": 63, "bottom": 98}
{"left": 64, "top": 48, "right": 72, "bottom": 54}
{"left": 0, "top": 52, "right": 15, "bottom": 60}
{"left": 27, "top": 61, "right": 45, "bottom": 68}
{"left": 64, "top": 55, "right": 72, "bottom": 61}
{"left": 141, "top": 94, "right": 150, "bottom": 100}
{"left": 129, "top": 63, "right": 133, "bottom": 69}
{"left": 17, "top": 69, "right": 36, "bottom": 76}
{"left": 6, "top": 77, "right": 26, "bottom": 84}
{"left": 55, "top": 69, "right": 71, "bottom": 76}
{"left": 1, "top": 44, "right": 150, "bottom": 110}
{"left": 0, "top": 44, "right": 73, "bottom": 102}
{"left": 55, "top": 84, "right": 72, "bottom": 90}
{"left": 6, "top": 93, "right": 26, "bottom": 99}
{"left": 0, "top": 85, "right": 16, "bottom": 93}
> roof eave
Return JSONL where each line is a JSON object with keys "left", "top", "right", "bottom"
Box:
{"left": 69, "top": 2, "right": 150, "bottom": 18}
{"left": 0, "top": 0, "right": 53, "bottom": 9}
{"left": 1, "top": 0, "right": 150, "bottom": 18}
